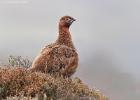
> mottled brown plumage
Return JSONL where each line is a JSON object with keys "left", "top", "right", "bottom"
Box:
{"left": 29, "top": 16, "right": 78, "bottom": 77}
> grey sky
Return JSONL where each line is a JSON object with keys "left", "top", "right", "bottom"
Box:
{"left": 0, "top": 0, "right": 140, "bottom": 99}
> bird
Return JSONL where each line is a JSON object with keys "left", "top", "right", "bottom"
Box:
{"left": 29, "top": 16, "right": 78, "bottom": 77}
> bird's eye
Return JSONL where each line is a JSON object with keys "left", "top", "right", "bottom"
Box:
{"left": 65, "top": 18, "right": 70, "bottom": 21}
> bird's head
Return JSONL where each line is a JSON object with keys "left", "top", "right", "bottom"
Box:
{"left": 59, "top": 16, "right": 76, "bottom": 28}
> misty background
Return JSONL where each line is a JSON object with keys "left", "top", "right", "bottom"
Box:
{"left": 0, "top": 0, "right": 140, "bottom": 99}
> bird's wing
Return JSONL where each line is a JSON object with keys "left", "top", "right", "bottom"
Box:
{"left": 40, "top": 43, "right": 57, "bottom": 54}
{"left": 30, "top": 43, "right": 58, "bottom": 72}
{"left": 45, "top": 44, "right": 78, "bottom": 76}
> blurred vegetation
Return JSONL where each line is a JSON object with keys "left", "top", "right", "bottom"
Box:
{"left": 8, "top": 55, "right": 31, "bottom": 68}
{"left": 0, "top": 56, "right": 108, "bottom": 100}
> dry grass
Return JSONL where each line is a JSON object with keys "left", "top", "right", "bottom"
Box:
{"left": 0, "top": 67, "right": 108, "bottom": 100}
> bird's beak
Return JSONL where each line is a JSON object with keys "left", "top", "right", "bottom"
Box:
{"left": 70, "top": 18, "right": 76, "bottom": 23}
{"left": 67, "top": 18, "right": 76, "bottom": 24}
{"left": 73, "top": 18, "right": 76, "bottom": 21}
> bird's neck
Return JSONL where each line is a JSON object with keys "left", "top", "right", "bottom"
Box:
{"left": 56, "top": 26, "right": 75, "bottom": 48}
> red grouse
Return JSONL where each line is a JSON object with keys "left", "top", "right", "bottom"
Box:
{"left": 29, "top": 16, "right": 78, "bottom": 77}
